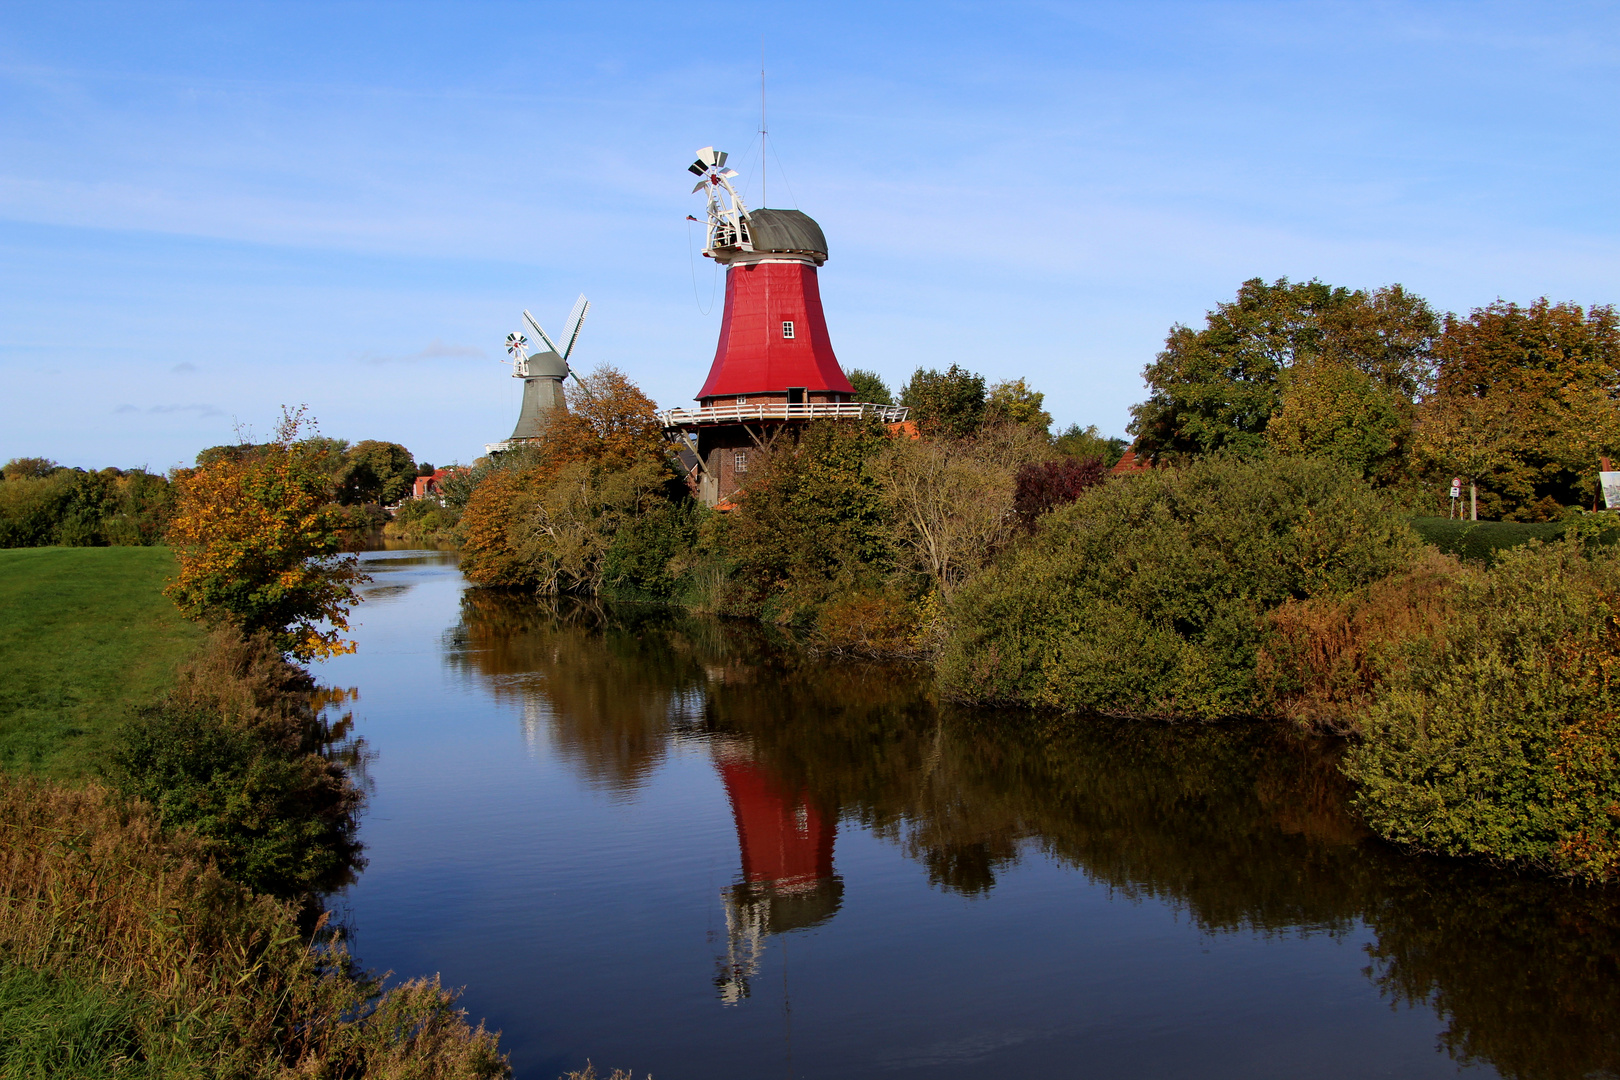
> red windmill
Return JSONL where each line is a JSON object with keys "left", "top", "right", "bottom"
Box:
{"left": 663, "top": 147, "right": 907, "bottom": 505}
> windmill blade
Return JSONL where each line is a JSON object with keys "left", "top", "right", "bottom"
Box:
{"left": 696, "top": 146, "right": 721, "bottom": 167}
{"left": 693, "top": 180, "right": 707, "bottom": 193}
{"left": 521, "top": 309, "right": 562, "bottom": 357}
{"left": 559, "top": 295, "right": 590, "bottom": 361}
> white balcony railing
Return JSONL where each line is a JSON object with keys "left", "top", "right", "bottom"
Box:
{"left": 659, "top": 402, "right": 909, "bottom": 428}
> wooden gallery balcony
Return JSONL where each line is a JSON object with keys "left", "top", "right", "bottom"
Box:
{"left": 659, "top": 402, "right": 909, "bottom": 428}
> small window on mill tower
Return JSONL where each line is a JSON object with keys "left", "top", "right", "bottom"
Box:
{"left": 782, "top": 321, "right": 796, "bottom": 339}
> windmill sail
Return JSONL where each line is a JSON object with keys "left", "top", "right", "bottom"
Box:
{"left": 521, "top": 310, "right": 563, "bottom": 357}
{"left": 559, "top": 295, "right": 590, "bottom": 361}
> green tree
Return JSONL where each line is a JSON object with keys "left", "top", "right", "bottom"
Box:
{"left": 1130, "top": 278, "right": 1437, "bottom": 462}
{"left": 2, "top": 458, "right": 59, "bottom": 480}
{"left": 1053, "top": 424, "right": 1127, "bottom": 467}
{"left": 846, "top": 368, "right": 893, "bottom": 405}
{"left": 335, "top": 439, "right": 416, "bottom": 505}
{"left": 900, "top": 364, "right": 987, "bottom": 437}
{"left": 984, "top": 378, "right": 1052, "bottom": 429}
{"left": 725, "top": 420, "right": 893, "bottom": 621}
{"left": 165, "top": 410, "right": 366, "bottom": 661}
{"left": 1266, "top": 357, "right": 1412, "bottom": 483}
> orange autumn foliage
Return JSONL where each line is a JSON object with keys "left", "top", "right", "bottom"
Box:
{"left": 165, "top": 409, "right": 366, "bottom": 661}
{"left": 459, "top": 366, "right": 672, "bottom": 588}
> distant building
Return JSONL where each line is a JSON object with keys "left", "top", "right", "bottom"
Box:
{"left": 412, "top": 467, "right": 464, "bottom": 501}
{"left": 1110, "top": 449, "right": 1153, "bottom": 475}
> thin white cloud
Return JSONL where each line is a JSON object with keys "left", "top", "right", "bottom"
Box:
{"left": 114, "top": 403, "right": 224, "bottom": 417}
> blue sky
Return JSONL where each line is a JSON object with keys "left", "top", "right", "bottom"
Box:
{"left": 5, "top": 1, "right": 1620, "bottom": 470}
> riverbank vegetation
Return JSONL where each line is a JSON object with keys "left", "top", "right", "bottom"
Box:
{"left": 0, "top": 774, "right": 506, "bottom": 1077}
{"left": 444, "top": 279, "right": 1620, "bottom": 884}
{"left": 2, "top": 411, "right": 512, "bottom": 1076}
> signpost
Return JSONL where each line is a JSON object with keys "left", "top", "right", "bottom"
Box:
{"left": 1601, "top": 472, "right": 1620, "bottom": 511}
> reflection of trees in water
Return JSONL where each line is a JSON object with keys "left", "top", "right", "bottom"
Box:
{"left": 445, "top": 592, "right": 714, "bottom": 793}
{"left": 448, "top": 593, "right": 1620, "bottom": 1079}
{"left": 1365, "top": 865, "right": 1620, "bottom": 1079}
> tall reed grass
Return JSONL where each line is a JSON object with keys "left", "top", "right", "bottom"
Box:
{"left": 0, "top": 773, "right": 509, "bottom": 1078}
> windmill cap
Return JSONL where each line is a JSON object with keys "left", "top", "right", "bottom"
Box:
{"left": 523, "top": 350, "right": 570, "bottom": 378}
{"left": 742, "top": 209, "right": 827, "bottom": 260}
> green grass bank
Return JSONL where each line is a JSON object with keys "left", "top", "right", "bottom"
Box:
{"left": 0, "top": 546, "right": 200, "bottom": 778}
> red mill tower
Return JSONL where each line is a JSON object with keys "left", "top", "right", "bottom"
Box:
{"left": 662, "top": 147, "right": 906, "bottom": 505}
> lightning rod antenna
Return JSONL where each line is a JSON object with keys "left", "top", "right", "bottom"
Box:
{"left": 760, "top": 40, "right": 767, "bottom": 208}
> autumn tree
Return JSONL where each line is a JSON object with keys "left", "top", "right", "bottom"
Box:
{"left": 165, "top": 409, "right": 366, "bottom": 661}
{"left": 1130, "top": 278, "right": 1437, "bottom": 465}
{"left": 1265, "top": 358, "right": 1413, "bottom": 483}
{"left": 459, "top": 365, "right": 678, "bottom": 589}
{"left": 1414, "top": 299, "right": 1620, "bottom": 520}
{"left": 539, "top": 365, "right": 671, "bottom": 469}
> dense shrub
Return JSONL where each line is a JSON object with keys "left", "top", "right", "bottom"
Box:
{"left": 1257, "top": 549, "right": 1460, "bottom": 731}
{"left": 938, "top": 455, "right": 1419, "bottom": 718}
{"left": 723, "top": 420, "right": 893, "bottom": 622}
{"left": 386, "top": 496, "right": 462, "bottom": 547}
{"left": 108, "top": 627, "right": 364, "bottom": 899}
{"left": 1345, "top": 536, "right": 1620, "bottom": 880}
{"left": 1012, "top": 455, "right": 1108, "bottom": 527}
{"left": 814, "top": 588, "right": 925, "bottom": 657}
{"left": 1406, "top": 515, "right": 1592, "bottom": 564}
{"left": 602, "top": 499, "right": 703, "bottom": 600}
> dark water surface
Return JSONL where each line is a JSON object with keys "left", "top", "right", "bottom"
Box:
{"left": 316, "top": 550, "right": 1620, "bottom": 1080}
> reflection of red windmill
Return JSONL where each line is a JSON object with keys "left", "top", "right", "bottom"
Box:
{"left": 712, "top": 740, "right": 841, "bottom": 1005}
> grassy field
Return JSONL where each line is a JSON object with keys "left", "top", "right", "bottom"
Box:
{"left": 0, "top": 547, "right": 200, "bottom": 779}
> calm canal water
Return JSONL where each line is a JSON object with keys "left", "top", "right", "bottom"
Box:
{"left": 315, "top": 549, "right": 1620, "bottom": 1080}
